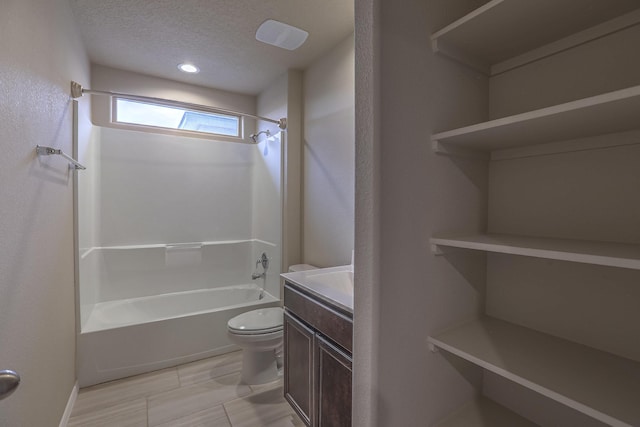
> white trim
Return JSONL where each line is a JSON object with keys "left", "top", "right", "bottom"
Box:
{"left": 59, "top": 381, "right": 78, "bottom": 427}
{"left": 490, "top": 129, "right": 640, "bottom": 161}
{"left": 431, "top": 140, "right": 490, "bottom": 160}
{"left": 430, "top": 233, "right": 640, "bottom": 270}
{"left": 83, "top": 238, "right": 277, "bottom": 252}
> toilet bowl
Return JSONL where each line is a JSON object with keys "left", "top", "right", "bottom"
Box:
{"left": 227, "top": 307, "right": 284, "bottom": 385}
{"left": 228, "top": 263, "right": 318, "bottom": 385}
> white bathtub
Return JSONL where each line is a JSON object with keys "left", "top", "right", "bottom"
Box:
{"left": 77, "top": 240, "right": 281, "bottom": 387}
{"left": 82, "top": 284, "right": 274, "bottom": 333}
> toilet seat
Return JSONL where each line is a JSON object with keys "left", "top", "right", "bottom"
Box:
{"left": 228, "top": 307, "right": 283, "bottom": 336}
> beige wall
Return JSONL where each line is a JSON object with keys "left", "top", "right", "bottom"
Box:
{"left": 0, "top": 0, "right": 90, "bottom": 424}
{"left": 353, "top": 0, "right": 489, "bottom": 425}
{"left": 303, "top": 34, "right": 355, "bottom": 268}
{"left": 354, "top": 1, "right": 640, "bottom": 425}
{"left": 486, "top": 22, "right": 640, "bottom": 373}
{"left": 352, "top": 0, "right": 380, "bottom": 423}
{"left": 257, "top": 71, "right": 304, "bottom": 273}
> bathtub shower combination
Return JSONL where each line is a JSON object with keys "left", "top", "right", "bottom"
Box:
{"left": 77, "top": 125, "right": 283, "bottom": 387}
{"left": 78, "top": 240, "right": 280, "bottom": 386}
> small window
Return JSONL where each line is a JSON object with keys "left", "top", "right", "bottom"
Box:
{"left": 114, "top": 98, "right": 241, "bottom": 138}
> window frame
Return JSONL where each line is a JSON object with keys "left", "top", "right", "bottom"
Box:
{"left": 111, "top": 96, "right": 247, "bottom": 142}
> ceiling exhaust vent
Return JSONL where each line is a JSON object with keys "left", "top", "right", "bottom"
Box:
{"left": 255, "top": 19, "right": 308, "bottom": 51}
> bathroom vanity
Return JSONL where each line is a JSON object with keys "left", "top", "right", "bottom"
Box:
{"left": 281, "top": 266, "right": 353, "bottom": 427}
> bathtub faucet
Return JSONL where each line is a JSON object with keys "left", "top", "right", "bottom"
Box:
{"left": 252, "top": 252, "right": 269, "bottom": 280}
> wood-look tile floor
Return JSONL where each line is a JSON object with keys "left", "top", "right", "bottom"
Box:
{"left": 68, "top": 351, "right": 305, "bottom": 427}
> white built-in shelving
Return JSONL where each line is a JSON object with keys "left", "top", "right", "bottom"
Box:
{"left": 430, "top": 0, "right": 640, "bottom": 425}
{"left": 431, "top": 0, "right": 640, "bottom": 75}
{"left": 434, "top": 396, "right": 537, "bottom": 427}
{"left": 431, "top": 85, "right": 640, "bottom": 152}
{"left": 431, "top": 233, "right": 640, "bottom": 270}
{"left": 428, "top": 317, "right": 640, "bottom": 427}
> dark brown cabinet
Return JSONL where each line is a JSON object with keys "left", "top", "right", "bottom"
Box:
{"left": 284, "top": 311, "right": 314, "bottom": 425}
{"left": 283, "top": 282, "right": 353, "bottom": 427}
{"left": 315, "top": 335, "right": 352, "bottom": 427}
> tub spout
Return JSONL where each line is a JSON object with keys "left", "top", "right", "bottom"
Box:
{"left": 252, "top": 272, "right": 266, "bottom": 280}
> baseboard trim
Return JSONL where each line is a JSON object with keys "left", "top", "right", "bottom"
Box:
{"left": 59, "top": 381, "right": 78, "bottom": 427}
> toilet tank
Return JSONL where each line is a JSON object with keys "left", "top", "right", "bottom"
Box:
{"left": 288, "top": 264, "right": 318, "bottom": 273}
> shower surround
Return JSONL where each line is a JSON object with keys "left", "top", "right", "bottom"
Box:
{"left": 77, "top": 126, "right": 282, "bottom": 386}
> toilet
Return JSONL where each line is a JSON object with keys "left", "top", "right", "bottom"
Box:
{"left": 227, "top": 263, "right": 317, "bottom": 384}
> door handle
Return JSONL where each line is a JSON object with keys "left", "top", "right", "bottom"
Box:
{"left": 0, "top": 370, "right": 20, "bottom": 400}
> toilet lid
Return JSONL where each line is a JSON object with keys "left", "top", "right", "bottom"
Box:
{"left": 228, "top": 307, "right": 283, "bottom": 335}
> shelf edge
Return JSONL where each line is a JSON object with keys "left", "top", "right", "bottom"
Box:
{"left": 431, "top": 1, "right": 640, "bottom": 77}
{"left": 431, "top": 39, "right": 490, "bottom": 75}
{"left": 431, "top": 84, "right": 640, "bottom": 143}
{"left": 432, "top": 396, "right": 537, "bottom": 427}
{"left": 491, "top": 9, "right": 640, "bottom": 75}
{"left": 430, "top": 236, "right": 640, "bottom": 270}
{"left": 428, "top": 322, "right": 635, "bottom": 427}
{"left": 490, "top": 130, "right": 640, "bottom": 161}
{"left": 431, "top": 140, "right": 489, "bottom": 160}
{"left": 431, "top": 0, "right": 505, "bottom": 41}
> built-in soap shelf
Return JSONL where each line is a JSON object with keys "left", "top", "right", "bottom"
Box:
{"left": 428, "top": 317, "right": 640, "bottom": 427}
{"left": 431, "top": 233, "right": 640, "bottom": 270}
{"left": 165, "top": 243, "right": 203, "bottom": 267}
{"left": 431, "top": 0, "right": 640, "bottom": 75}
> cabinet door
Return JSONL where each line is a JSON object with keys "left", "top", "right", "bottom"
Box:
{"left": 284, "top": 311, "right": 314, "bottom": 426}
{"left": 315, "top": 335, "right": 352, "bottom": 427}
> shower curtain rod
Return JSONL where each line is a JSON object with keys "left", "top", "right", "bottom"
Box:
{"left": 70, "top": 81, "right": 287, "bottom": 130}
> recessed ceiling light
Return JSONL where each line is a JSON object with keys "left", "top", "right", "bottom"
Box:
{"left": 256, "top": 19, "right": 308, "bottom": 51}
{"left": 178, "top": 63, "right": 199, "bottom": 74}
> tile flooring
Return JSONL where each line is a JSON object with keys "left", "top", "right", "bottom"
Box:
{"left": 68, "top": 351, "right": 305, "bottom": 426}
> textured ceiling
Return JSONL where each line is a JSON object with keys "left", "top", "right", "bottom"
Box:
{"left": 68, "top": 0, "right": 354, "bottom": 95}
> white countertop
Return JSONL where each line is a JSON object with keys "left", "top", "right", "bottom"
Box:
{"left": 281, "top": 265, "right": 353, "bottom": 314}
